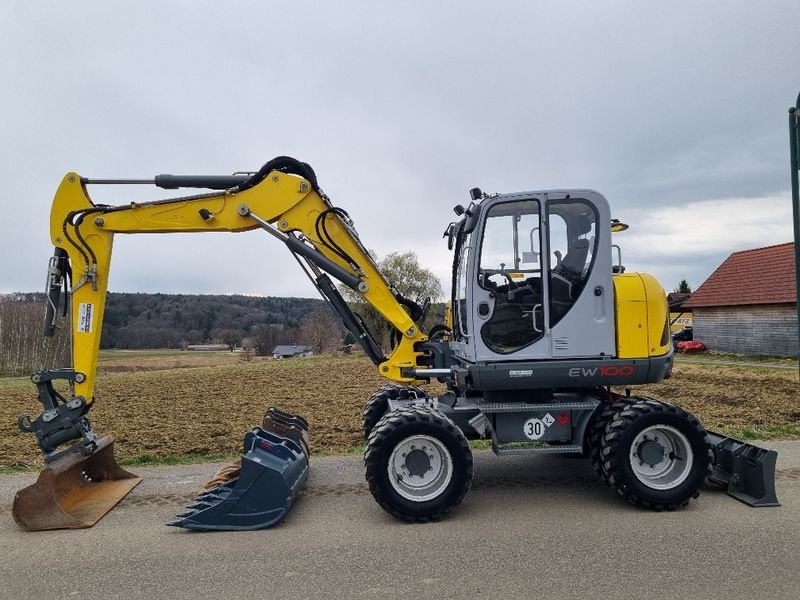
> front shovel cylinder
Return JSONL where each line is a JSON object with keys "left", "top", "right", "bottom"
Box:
{"left": 12, "top": 436, "right": 142, "bottom": 531}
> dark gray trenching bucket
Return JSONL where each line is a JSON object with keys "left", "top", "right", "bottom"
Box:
{"left": 168, "top": 416, "right": 309, "bottom": 531}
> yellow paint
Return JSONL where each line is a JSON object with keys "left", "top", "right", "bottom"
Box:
{"left": 670, "top": 313, "right": 693, "bottom": 332}
{"left": 612, "top": 273, "right": 670, "bottom": 358}
{"left": 613, "top": 274, "right": 649, "bottom": 358}
{"left": 640, "top": 273, "right": 671, "bottom": 357}
{"left": 49, "top": 169, "right": 429, "bottom": 402}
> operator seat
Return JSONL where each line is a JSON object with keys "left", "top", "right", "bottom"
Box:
{"left": 550, "top": 238, "right": 591, "bottom": 322}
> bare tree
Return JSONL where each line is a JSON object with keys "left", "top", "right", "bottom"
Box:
{"left": 0, "top": 296, "right": 70, "bottom": 376}
{"left": 297, "top": 306, "right": 341, "bottom": 354}
{"left": 340, "top": 251, "right": 443, "bottom": 351}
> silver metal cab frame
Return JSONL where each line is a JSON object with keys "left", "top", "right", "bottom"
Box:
{"left": 452, "top": 190, "right": 616, "bottom": 364}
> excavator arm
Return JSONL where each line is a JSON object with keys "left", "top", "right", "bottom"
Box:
{"left": 13, "top": 157, "right": 437, "bottom": 531}
{"left": 46, "top": 157, "right": 429, "bottom": 406}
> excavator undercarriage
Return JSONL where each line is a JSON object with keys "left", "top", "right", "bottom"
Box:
{"left": 12, "top": 156, "right": 779, "bottom": 531}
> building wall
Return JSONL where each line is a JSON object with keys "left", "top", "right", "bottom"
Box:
{"left": 692, "top": 304, "right": 798, "bottom": 356}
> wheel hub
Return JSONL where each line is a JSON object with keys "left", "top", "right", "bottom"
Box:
{"left": 637, "top": 438, "right": 666, "bottom": 467}
{"left": 629, "top": 425, "right": 694, "bottom": 490}
{"left": 388, "top": 435, "right": 454, "bottom": 502}
{"left": 405, "top": 449, "right": 431, "bottom": 477}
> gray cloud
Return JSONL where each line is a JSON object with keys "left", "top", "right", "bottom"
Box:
{"left": 1, "top": 0, "right": 797, "bottom": 298}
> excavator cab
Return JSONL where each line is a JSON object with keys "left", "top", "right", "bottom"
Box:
{"left": 451, "top": 191, "right": 615, "bottom": 362}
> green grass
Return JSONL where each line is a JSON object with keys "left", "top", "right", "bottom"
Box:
{"left": 675, "top": 351, "right": 798, "bottom": 366}
{"left": 0, "top": 464, "right": 38, "bottom": 474}
{"left": 718, "top": 424, "right": 800, "bottom": 441}
{"left": 119, "top": 452, "right": 239, "bottom": 467}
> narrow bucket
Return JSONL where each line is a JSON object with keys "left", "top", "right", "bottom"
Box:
{"left": 167, "top": 425, "right": 309, "bottom": 531}
{"left": 13, "top": 436, "right": 142, "bottom": 531}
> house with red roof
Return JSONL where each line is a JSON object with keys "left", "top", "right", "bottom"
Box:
{"left": 682, "top": 242, "right": 797, "bottom": 356}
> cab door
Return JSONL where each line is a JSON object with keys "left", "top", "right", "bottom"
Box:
{"left": 472, "top": 194, "right": 551, "bottom": 361}
{"left": 546, "top": 192, "right": 615, "bottom": 358}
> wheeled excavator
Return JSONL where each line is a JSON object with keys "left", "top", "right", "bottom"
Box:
{"left": 13, "top": 156, "right": 779, "bottom": 531}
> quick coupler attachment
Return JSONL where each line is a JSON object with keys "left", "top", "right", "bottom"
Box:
{"left": 707, "top": 432, "right": 780, "bottom": 507}
{"left": 168, "top": 411, "right": 310, "bottom": 531}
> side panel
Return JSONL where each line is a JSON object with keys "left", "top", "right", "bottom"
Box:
{"left": 613, "top": 273, "right": 649, "bottom": 358}
{"left": 468, "top": 356, "right": 672, "bottom": 390}
{"left": 613, "top": 272, "right": 670, "bottom": 359}
{"left": 641, "top": 273, "right": 671, "bottom": 357}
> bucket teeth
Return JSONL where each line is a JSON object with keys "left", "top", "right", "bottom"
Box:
{"left": 168, "top": 409, "right": 310, "bottom": 531}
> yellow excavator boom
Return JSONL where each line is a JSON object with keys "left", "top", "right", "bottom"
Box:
{"left": 16, "top": 157, "right": 434, "bottom": 531}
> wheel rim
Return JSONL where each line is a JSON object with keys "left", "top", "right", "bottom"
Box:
{"left": 629, "top": 425, "right": 694, "bottom": 490}
{"left": 387, "top": 435, "right": 453, "bottom": 502}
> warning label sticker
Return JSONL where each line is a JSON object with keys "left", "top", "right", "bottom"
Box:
{"left": 78, "top": 303, "right": 94, "bottom": 333}
{"left": 542, "top": 413, "right": 555, "bottom": 427}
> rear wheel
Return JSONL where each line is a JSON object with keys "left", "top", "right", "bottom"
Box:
{"left": 588, "top": 397, "right": 637, "bottom": 485}
{"left": 365, "top": 406, "right": 473, "bottom": 522}
{"left": 362, "top": 384, "right": 427, "bottom": 440}
{"left": 600, "top": 399, "right": 713, "bottom": 510}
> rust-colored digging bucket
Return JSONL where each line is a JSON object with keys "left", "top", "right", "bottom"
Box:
{"left": 13, "top": 436, "right": 142, "bottom": 531}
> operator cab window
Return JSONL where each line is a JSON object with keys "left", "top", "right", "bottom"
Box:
{"left": 478, "top": 200, "right": 544, "bottom": 354}
{"left": 548, "top": 199, "right": 597, "bottom": 327}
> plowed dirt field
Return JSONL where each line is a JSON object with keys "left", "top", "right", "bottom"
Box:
{"left": 0, "top": 352, "right": 797, "bottom": 468}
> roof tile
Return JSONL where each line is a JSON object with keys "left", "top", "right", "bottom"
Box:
{"left": 683, "top": 242, "right": 796, "bottom": 308}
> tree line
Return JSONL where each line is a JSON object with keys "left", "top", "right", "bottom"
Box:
{"left": 0, "top": 295, "right": 70, "bottom": 376}
{"left": 0, "top": 251, "right": 446, "bottom": 375}
{"left": 98, "top": 292, "right": 327, "bottom": 350}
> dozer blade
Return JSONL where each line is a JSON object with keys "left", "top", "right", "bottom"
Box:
{"left": 707, "top": 432, "right": 780, "bottom": 507}
{"left": 13, "top": 436, "right": 142, "bottom": 531}
{"left": 168, "top": 423, "right": 309, "bottom": 531}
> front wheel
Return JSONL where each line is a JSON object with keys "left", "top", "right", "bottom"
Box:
{"left": 365, "top": 406, "right": 473, "bottom": 522}
{"left": 600, "top": 399, "right": 713, "bottom": 510}
{"left": 362, "top": 384, "right": 427, "bottom": 440}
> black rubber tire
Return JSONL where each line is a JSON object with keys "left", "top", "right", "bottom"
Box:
{"left": 600, "top": 398, "right": 713, "bottom": 510}
{"left": 588, "top": 397, "right": 638, "bottom": 485}
{"left": 362, "top": 384, "right": 427, "bottom": 440}
{"left": 364, "top": 406, "right": 473, "bottom": 522}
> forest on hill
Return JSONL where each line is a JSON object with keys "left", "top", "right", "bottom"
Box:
{"left": 0, "top": 292, "right": 339, "bottom": 375}
{"left": 98, "top": 292, "right": 325, "bottom": 349}
{"left": 1, "top": 251, "right": 446, "bottom": 375}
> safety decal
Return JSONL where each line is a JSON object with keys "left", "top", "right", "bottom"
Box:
{"left": 78, "top": 303, "right": 94, "bottom": 333}
{"left": 524, "top": 413, "right": 557, "bottom": 440}
{"left": 523, "top": 418, "right": 546, "bottom": 440}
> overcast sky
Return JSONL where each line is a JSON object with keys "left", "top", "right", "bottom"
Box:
{"left": 1, "top": 1, "right": 798, "bottom": 300}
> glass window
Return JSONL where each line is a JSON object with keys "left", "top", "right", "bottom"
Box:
{"left": 548, "top": 200, "right": 598, "bottom": 327}
{"left": 478, "top": 200, "right": 544, "bottom": 354}
{"left": 455, "top": 233, "right": 471, "bottom": 335}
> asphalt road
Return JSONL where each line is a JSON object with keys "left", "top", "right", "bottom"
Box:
{"left": 1, "top": 442, "right": 798, "bottom": 600}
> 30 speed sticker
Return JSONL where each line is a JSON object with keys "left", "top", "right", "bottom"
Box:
{"left": 523, "top": 413, "right": 556, "bottom": 440}
{"left": 523, "top": 418, "right": 546, "bottom": 440}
